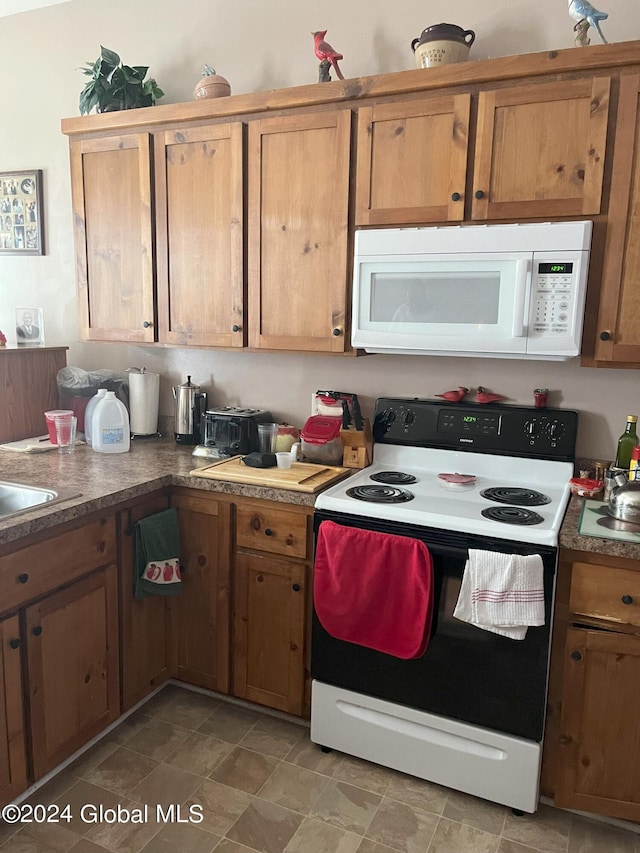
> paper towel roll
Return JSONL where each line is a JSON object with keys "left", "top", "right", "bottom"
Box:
{"left": 129, "top": 372, "right": 160, "bottom": 435}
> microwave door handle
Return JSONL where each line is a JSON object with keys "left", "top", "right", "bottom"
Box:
{"left": 512, "top": 260, "right": 530, "bottom": 338}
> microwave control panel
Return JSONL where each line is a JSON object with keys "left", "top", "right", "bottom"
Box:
{"left": 528, "top": 251, "right": 589, "bottom": 353}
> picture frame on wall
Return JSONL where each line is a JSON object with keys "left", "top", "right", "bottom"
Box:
{"left": 15, "top": 307, "right": 44, "bottom": 346}
{"left": 0, "top": 170, "right": 44, "bottom": 255}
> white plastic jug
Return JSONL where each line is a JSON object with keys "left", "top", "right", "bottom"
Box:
{"left": 84, "top": 388, "right": 108, "bottom": 447}
{"left": 92, "top": 391, "right": 131, "bottom": 453}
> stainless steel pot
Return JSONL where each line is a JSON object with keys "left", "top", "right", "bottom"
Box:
{"left": 608, "top": 471, "right": 640, "bottom": 523}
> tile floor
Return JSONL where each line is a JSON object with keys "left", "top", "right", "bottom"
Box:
{"left": 1, "top": 684, "right": 638, "bottom": 853}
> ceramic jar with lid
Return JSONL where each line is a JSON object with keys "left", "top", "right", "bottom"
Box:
{"left": 410, "top": 23, "right": 475, "bottom": 69}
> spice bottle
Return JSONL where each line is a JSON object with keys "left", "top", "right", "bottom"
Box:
{"left": 629, "top": 445, "right": 640, "bottom": 481}
{"left": 614, "top": 415, "right": 639, "bottom": 470}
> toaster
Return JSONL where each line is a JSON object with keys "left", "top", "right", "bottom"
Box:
{"left": 200, "top": 407, "right": 273, "bottom": 458}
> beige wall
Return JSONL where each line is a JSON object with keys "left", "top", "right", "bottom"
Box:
{"left": 1, "top": 0, "right": 639, "bottom": 460}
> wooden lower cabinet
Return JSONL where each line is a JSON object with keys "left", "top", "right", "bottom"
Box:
{"left": 0, "top": 615, "right": 27, "bottom": 807}
{"left": 546, "top": 551, "right": 640, "bottom": 821}
{"left": 233, "top": 551, "right": 307, "bottom": 715}
{"left": 118, "top": 492, "right": 172, "bottom": 712}
{"left": 555, "top": 627, "right": 640, "bottom": 820}
{"left": 25, "top": 566, "right": 119, "bottom": 780}
{"left": 171, "top": 492, "right": 231, "bottom": 693}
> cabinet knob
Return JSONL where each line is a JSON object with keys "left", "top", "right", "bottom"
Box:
{"left": 9, "top": 638, "right": 21, "bottom": 650}
{"left": 474, "top": 190, "right": 485, "bottom": 200}
{"left": 451, "top": 192, "right": 462, "bottom": 202}
{"left": 32, "top": 626, "right": 43, "bottom": 637}
{"left": 143, "top": 320, "right": 153, "bottom": 328}
{"left": 332, "top": 328, "right": 342, "bottom": 337}
{"left": 292, "top": 583, "right": 301, "bottom": 592}
{"left": 570, "top": 650, "right": 582, "bottom": 661}
{"left": 232, "top": 324, "right": 240, "bottom": 332}
{"left": 264, "top": 528, "right": 274, "bottom": 537}
{"left": 17, "top": 573, "right": 28, "bottom": 584}
{"left": 559, "top": 734, "right": 572, "bottom": 745}
{"left": 622, "top": 594, "right": 633, "bottom": 605}
{"left": 599, "top": 331, "right": 611, "bottom": 341}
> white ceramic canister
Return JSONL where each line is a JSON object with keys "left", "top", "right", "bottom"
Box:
{"left": 84, "top": 388, "right": 108, "bottom": 447}
{"left": 92, "top": 391, "right": 131, "bottom": 453}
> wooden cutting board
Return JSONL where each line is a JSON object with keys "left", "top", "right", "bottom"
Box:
{"left": 190, "top": 456, "right": 351, "bottom": 493}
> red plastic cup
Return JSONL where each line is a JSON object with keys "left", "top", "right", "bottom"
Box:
{"left": 44, "top": 410, "right": 73, "bottom": 444}
{"left": 533, "top": 389, "right": 548, "bottom": 409}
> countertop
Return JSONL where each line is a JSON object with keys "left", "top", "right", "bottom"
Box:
{"left": 559, "top": 495, "right": 640, "bottom": 560}
{"left": 0, "top": 438, "right": 636, "bottom": 562}
{"left": 0, "top": 437, "right": 320, "bottom": 548}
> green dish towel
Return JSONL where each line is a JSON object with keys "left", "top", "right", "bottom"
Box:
{"left": 134, "top": 507, "right": 182, "bottom": 599}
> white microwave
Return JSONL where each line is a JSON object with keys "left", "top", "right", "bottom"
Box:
{"left": 351, "top": 221, "right": 592, "bottom": 360}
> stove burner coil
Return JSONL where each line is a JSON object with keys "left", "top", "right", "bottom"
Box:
{"left": 369, "top": 471, "right": 418, "bottom": 485}
{"left": 480, "top": 487, "right": 551, "bottom": 507}
{"left": 346, "top": 485, "right": 415, "bottom": 503}
{"left": 481, "top": 506, "right": 544, "bottom": 525}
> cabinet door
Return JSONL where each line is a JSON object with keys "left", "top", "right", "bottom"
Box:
{"left": 234, "top": 551, "right": 306, "bottom": 715}
{"left": 118, "top": 494, "right": 171, "bottom": 713}
{"left": 0, "top": 615, "right": 27, "bottom": 807}
{"left": 472, "top": 78, "right": 610, "bottom": 220}
{"left": 555, "top": 626, "right": 640, "bottom": 821}
{"left": 248, "top": 111, "right": 351, "bottom": 352}
{"left": 592, "top": 73, "right": 640, "bottom": 363}
{"left": 171, "top": 493, "right": 231, "bottom": 692}
{"left": 25, "top": 567, "right": 119, "bottom": 780}
{"left": 70, "top": 133, "right": 155, "bottom": 342}
{"left": 355, "top": 95, "right": 471, "bottom": 225}
{"left": 156, "top": 123, "right": 245, "bottom": 347}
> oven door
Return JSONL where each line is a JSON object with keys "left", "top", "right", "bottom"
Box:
{"left": 312, "top": 510, "right": 557, "bottom": 743}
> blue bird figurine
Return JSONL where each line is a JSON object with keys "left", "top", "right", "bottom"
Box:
{"left": 568, "top": 0, "right": 609, "bottom": 44}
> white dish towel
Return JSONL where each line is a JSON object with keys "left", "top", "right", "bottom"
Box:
{"left": 453, "top": 549, "right": 545, "bottom": 640}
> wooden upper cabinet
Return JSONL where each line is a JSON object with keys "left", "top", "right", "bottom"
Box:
{"left": 472, "top": 77, "right": 610, "bottom": 220}
{"left": 592, "top": 73, "right": 640, "bottom": 363}
{"left": 155, "top": 123, "right": 245, "bottom": 347}
{"left": 69, "top": 133, "right": 155, "bottom": 342}
{"left": 248, "top": 111, "right": 352, "bottom": 352}
{"left": 355, "top": 94, "right": 471, "bottom": 225}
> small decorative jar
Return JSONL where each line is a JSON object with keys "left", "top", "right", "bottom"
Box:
{"left": 410, "top": 23, "right": 475, "bottom": 69}
{"left": 194, "top": 65, "right": 231, "bottom": 100}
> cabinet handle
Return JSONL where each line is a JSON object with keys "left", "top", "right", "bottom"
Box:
{"left": 570, "top": 650, "right": 582, "bottom": 661}
{"left": 264, "top": 528, "right": 274, "bottom": 537}
{"left": 292, "top": 583, "right": 301, "bottom": 592}
{"left": 17, "top": 573, "right": 28, "bottom": 584}
{"left": 9, "top": 638, "right": 21, "bottom": 650}
{"left": 32, "top": 626, "right": 43, "bottom": 637}
{"left": 232, "top": 324, "right": 240, "bottom": 332}
{"left": 451, "top": 192, "right": 462, "bottom": 202}
{"left": 559, "top": 735, "right": 572, "bottom": 745}
{"left": 143, "top": 320, "right": 153, "bottom": 328}
{"left": 332, "top": 328, "right": 342, "bottom": 337}
{"left": 599, "top": 331, "right": 611, "bottom": 341}
{"left": 474, "top": 190, "right": 485, "bottom": 200}
{"left": 622, "top": 594, "right": 633, "bottom": 605}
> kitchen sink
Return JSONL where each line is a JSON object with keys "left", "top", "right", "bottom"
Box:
{"left": 0, "top": 480, "right": 80, "bottom": 521}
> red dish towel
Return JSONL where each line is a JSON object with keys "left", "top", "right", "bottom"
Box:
{"left": 314, "top": 520, "right": 434, "bottom": 659}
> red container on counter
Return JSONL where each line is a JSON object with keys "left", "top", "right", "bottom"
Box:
{"left": 300, "top": 415, "right": 343, "bottom": 464}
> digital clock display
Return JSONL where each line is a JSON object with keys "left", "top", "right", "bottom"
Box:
{"left": 538, "top": 262, "right": 573, "bottom": 274}
{"left": 462, "top": 416, "right": 477, "bottom": 423}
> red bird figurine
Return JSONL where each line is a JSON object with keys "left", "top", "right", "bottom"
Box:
{"left": 312, "top": 30, "right": 345, "bottom": 80}
{"left": 475, "top": 386, "right": 507, "bottom": 404}
{"left": 435, "top": 386, "right": 468, "bottom": 402}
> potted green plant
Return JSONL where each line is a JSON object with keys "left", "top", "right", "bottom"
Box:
{"left": 78, "top": 46, "right": 164, "bottom": 115}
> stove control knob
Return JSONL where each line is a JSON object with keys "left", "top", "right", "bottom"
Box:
{"left": 544, "top": 421, "right": 565, "bottom": 439}
{"left": 403, "top": 411, "right": 415, "bottom": 426}
{"left": 524, "top": 419, "right": 540, "bottom": 437}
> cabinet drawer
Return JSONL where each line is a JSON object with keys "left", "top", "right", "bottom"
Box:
{"left": 0, "top": 516, "right": 116, "bottom": 613}
{"left": 235, "top": 504, "right": 309, "bottom": 559}
{"left": 570, "top": 561, "right": 640, "bottom": 628}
